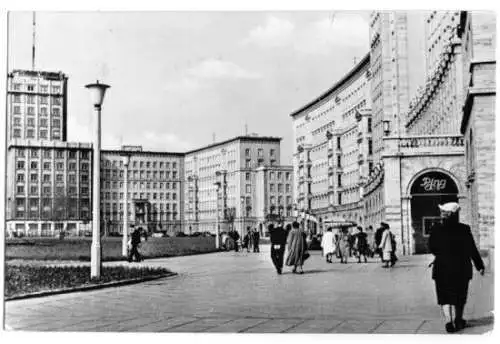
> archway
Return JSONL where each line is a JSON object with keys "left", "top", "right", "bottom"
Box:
{"left": 410, "top": 171, "right": 459, "bottom": 254}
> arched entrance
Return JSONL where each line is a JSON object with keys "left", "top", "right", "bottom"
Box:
{"left": 411, "top": 171, "right": 459, "bottom": 254}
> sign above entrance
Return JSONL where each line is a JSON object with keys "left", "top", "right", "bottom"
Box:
{"left": 411, "top": 171, "right": 458, "bottom": 194}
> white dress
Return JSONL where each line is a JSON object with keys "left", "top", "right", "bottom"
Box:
{"left": 379, "top": 229, "right": 393, "bottom": 261}
{"left": 321, "top": 231, "right": 335, "bottom": 256}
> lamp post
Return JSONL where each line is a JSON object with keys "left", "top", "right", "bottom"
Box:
{"left": 85, "top": 80, "right": 110, "bottom": 279}
{"left": 121, "top": 153, "right": 130, "bottom": 257}
{"left": 214, "top": 181, "right": 221, "bottom": 249}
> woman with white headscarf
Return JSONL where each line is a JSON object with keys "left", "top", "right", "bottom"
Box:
{"left": 429, "top": 202, "right": 485, "bottom": 333}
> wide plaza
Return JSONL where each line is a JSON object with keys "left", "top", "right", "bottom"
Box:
{"left": 4, "top": 246, "right": 493, "bottom": 334}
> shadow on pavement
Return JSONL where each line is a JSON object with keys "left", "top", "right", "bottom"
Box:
{"left": 466, "top": 315, "right": 494, "bottom": 328}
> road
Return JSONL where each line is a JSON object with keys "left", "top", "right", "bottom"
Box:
{"left": 4, "top": 245, "right": 494, "bottom": 333}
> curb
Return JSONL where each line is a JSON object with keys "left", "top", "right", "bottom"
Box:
{"left": 5, "top": 272, "right": 177, "bottom": 301}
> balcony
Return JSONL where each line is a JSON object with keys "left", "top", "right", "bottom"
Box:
{"left": 328, "top": 148, "right": 334, "bottom": 157}
{"left": 358, "top": 154, "right": 364, "bottom": 165}
{"left": 357, "top": 132, "right": 363, "bottom": 144}
{"left": 383, "top": 135, "right": 465, "bottom": 157}
{"left": 328, "top": 166, "right": 334, "bottom": 175}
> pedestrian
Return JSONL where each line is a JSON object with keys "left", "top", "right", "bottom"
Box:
{"left": 379, "top": 223, "right": 395, "bottom": 268}
{"left": 243, "top": 227, "right": 253, "bottom": 252}
{"left": 285, "top": 221, "right": 309, "bottom": 274}
{"left": 354, "top": 226, "right": 369, "bottom": 263}
{"left": 253, "top": 228, "right": 260, "bottom": 253}
{"left": 269, "top": 223, "right": 287, "bottom": 274}
{"left": 231, "top": 229, "right": 240, "bottom": 252}
{"left": 375, "top": 223, "right": 385, "bottom": 261}
{"left": 429, "top": 202, "right": 485, "bottom": 333}
{"left": 337, "top": 227, "right": 351, "bottom": 264}
{"left": 321, "top": 227, "right": 335, "bottom": 263}
{"left": 128, "top": 227, "right": 143, "bottom": 263}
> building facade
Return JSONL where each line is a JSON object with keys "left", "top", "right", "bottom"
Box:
{"left": 291, "top": 10, "right": 495, "bottom": 257}
{"left": 184, "top": 135, "right": 292, "bottom": 237}
{"left": 7, "top": 70, "right": 68, "bottom": 142}
{"left": 459, "top": 12, "right": 496, "bottom": 261}
{"left": 100, "top": 146, "right": 185, "bottom": 236}
{"left": 290, "top": 54, "right": 372, "bottom": 232}
{"left": 5, "top": 140, "right": 93, "bottom": 237}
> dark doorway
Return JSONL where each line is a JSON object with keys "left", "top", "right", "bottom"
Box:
{"left": 410, "top": 171, "right": 458, "bottom": 254}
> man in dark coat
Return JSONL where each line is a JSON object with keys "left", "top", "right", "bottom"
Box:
{"left": 253, "top": 228, "right": 260, "bottom": 253}
{"left": 374, "top": 223, "right": 386, "bottom": 261}
{"left": 128, "top": 227, "right": 143, "bottom": 262}
{"left": 429, "top": 202, "right": 485, "bottom": 333}
{"left": 269, "top": 223, "right": 288, "bottom": 274}
{"left": 230, "top": 229, "right": 240, "bottom": 252}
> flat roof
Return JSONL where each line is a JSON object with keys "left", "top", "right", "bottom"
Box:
{"left": 289, "top": 53, "right": 370, "bottom": 118}
{"left": 9, "top": 69, "right": 68, "bottom": 80}
{"left": 101, "top": 149, "right": 185, "bottom": 157}
{"left": 185, "top": 135, "right": 282, "bottom": 155}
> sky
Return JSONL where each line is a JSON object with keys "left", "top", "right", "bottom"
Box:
{"left": 8, "top": 11, "right": 369, "bottom": 164}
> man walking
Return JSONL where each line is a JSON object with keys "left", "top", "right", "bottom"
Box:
{"left": 374, "top": 223, "right": 386, "bottom": 261}
{"left": 128, "top": 227, "right": 143, "bottom": 263}
{"left": 253, "top": 228, "right": 260, "bottom": 253}
{"left": 269, "top": 223, "right": 287, "bottom": 274}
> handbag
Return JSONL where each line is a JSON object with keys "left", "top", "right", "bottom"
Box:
{"left": 303, "top": 251, "right": 310, "bottom": 261}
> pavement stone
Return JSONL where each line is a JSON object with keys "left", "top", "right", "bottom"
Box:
{"left": 4, "top": 245, "right": 494, "bottom": 334}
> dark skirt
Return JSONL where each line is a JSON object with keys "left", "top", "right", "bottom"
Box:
{"left": 434, "top": 279, "right": 469, "bottom": 306}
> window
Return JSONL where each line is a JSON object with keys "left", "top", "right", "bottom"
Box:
{"left": 30, "top": 161, "right": 38, "bottom": 169}
{"left": 270, "top": 184, "right": 275, "bottom": 192}
{"left": 52, "top": 86, "right": 60, "bottom": 93}
{"left": 337, "top": 174, "right": 342, "bottom": 187}
{"left": 246, "top": 184, "right": 251, "bottom": 193}
{"left": 13, "top": 117, "right": 21, "bottom": 126}
{"left": 43, "top": 174, "right": 50, "bottom": 182}
{"left": 56, "top": 174, "right": 64, "bottom": 182}
{"left": 278, "top": 184, "right": 283, "bottom": 192}
{"left": 173, "top": 172, "right": 177, "bottom": 179}
{"left": 27, "top": 129, "right": 35, "bottom": 138}
{"left": 30, "top": 149, "right": 38, "bottom": 158}
{"left": 286, "top": 184, "right": 291, "bottom": 193}
{"left": 368, "top": 139, "right": 373, "bottom": 155}
{"left": 43, "top": 150, "right": 51, "bottom": 159}
{"left": 17, "top": 185, "right": 24, "bottom": 194}
{"left": 172, "top": 193, "right": 177, "bottom": 200}
{"left": 68, "top": 162, "right": 76, "bottom": 171}
{"left": 245, "top": 159, "right": 251, "bottom": 168}
{"left": 368, "top": 162, "right": 373, "bottom": 173}
{"left": 27, "top": 95, "right": 35, "bottom": 104}
{"left": 13, "top": 106, "right": 21, "bottom": 114}
{"left": 55, "top": 150, "right": 64, "bottom": 159}
{"left": 69, "top": 175, "right": 76, "bottom": 184}
{"left": 258, "top": 148, "right": 263, "bottom": 157}
{"left": 81, "top": 163, "right": 89, "bottom": 171}
{"left": 270, "top": 149, "right": 275, "bottom": 157}
{"left": 52, "top": 97, "right": 61, "bottom": 105}
{"left": 17, "top": 161, "right": 25, "bottom": 169}
{"left": 40, "top": 96, "right": 48, "bottom": 104}
{"left": 39, "top": 130, "right": 47, "bottom": 139}
{"left": 56, "top": 162, "right": 64, "bottom": 170}
{"left": 40, "top": 85, "right": 48, "bottom": 93}
{"left": 68, "top": 151, "right": 76, "bottom": 159}
{"left": 16, "top": 174, "right": 24, "bottom": 182}
{"left": 337, "top": 156, "right": 341, "bottom": 168}
{"left": 286, "top": 172, "right": 291, "bottom": 181}
{"left": 245, "top": 148, "right": 250, "bottom": 157}
{"left": 81, "top": 151, "right": 89, "bottom": 160}
{"left": 173, "top": 162, "right": 177, "bottom": 169}
{"left": 30, "top": 185, "right": 38, "bottom": 195}
{"left": 337, "top": 137, "right": 341, "bottom": 149}
{"left": 13, "top": 128, "right": 21, "bottom": 138}
{"left": 13, "top": 95, "right": 21, "bottom": 103}
{"left": 13, "top": 83, "right": 21, "bottom": 91}
{"left": 245, "top": 172, "right": 251, "bottom": 181}
{"left": 52, "top": 107, "right": 60, "bottom": 116}
{"left": 367, "top": 118, "right": 372, "bottom": 133}
{"left": 43, "top": 162, "right": 51, "bottom": 170}
{"left": 40, "top": 107, "right": 48, "bottom": 115}
{"left": 338, "top": 193, "right": 342, "bottom": 205}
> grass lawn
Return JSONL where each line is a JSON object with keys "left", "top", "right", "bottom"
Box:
{"left": 6, "top": 236, "right": 217, "bottom": 261}
{"left": 5, "top": 264, "right": 172, "bottom": 299}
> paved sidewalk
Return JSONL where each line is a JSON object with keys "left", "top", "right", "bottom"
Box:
{"left": 4, "top": 245, "right": 494, "bottom": 333}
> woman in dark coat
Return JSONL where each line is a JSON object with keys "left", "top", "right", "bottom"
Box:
{"left": 285, "top": 221, "right": 308, "bottom": 274}
{"left": 429, "top": 202, "right": 485, "bottom": 333}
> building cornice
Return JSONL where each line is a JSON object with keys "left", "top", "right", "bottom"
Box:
{"left": 185, "top": 135, "right": 282, "bottom": 155}
{"left": 289, "top": 53, "right": 370, "bottom": 119}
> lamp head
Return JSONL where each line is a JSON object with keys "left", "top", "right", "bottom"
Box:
{"left": 85, "top": 80, "right": 110, "bottom": 108}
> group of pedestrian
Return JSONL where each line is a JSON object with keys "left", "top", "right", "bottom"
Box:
{"left": 321, "top": 226, "right": 370, "bottom": 264}
{"left": 242, "top": 227, "right": 260, "bottom": 253}
{"left": 269, "top": 221, "right": 310, "bottom": 274}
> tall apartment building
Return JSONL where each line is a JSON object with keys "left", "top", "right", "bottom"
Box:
{"left": 459, "top": 12, "right": 496, "bottom": 259}
{"left": 184, "top": 135, "right": 293, "bottom": 237}
{"left": 100, "top": 146, "right": 184, "bottom": 235}
{"left": 290, "top": 54, "right": 372, "bottom": 231}
{"left": 7, "top": 70, "right": 68, "bottom": 142}
{"left": 5, "top": 139, "right": 93, "bottom": 237}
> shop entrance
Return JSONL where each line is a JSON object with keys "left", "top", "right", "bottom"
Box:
{"left": 410, "top": 171, "right": 458, "bottom": 254}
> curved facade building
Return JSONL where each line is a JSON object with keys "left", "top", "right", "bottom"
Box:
{"left": 290, "top": 54, "right": 372, "bottom": 231}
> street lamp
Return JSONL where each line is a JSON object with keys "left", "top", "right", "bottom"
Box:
{"left": 214, "top": 181, "right": 221, "bottom": 249}
{"left": 240, "top": 195, "right": 245, "bottom": 239}
{"left": 121, "top": 153, "right": 131, "bottom": 257}
{"left": 85, "top": 80, "right": 110, "bottom": 279}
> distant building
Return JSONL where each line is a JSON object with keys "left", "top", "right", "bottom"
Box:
{"left": 5, "top": 139, "right": 92, "bottom": 237}
{"left": 184, "top": 135, "right": 293, "bottom": 237}
{"left": 100, "top": 146, "right": 184, "bottom": 235}
{"left": 7, "top": 70, "right": 68, "bottom": 142}
{"left": 290, "top": 54, "right": 372, "bottom": 233}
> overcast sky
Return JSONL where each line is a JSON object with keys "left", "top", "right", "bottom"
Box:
{"left": 8, "top": 11, "right": 369, "bottom": 164}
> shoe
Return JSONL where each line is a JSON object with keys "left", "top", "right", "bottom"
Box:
{"left": 455, "top": 318, "right": 466, "bottom": 330}
{"left": 277, "top": 268, "right": 282, "bottom": 275}
{"left": 445, "top": 322, "right": 456, "bottom": 333}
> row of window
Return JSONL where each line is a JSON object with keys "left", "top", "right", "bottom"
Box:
{"left": 103, "top": 169, "right": 178, "bottom": 180}
{"left": 101, "top": 191, "right": 178, "bottom": 201}
{"left": 13, "top": 117, "right": 61, "bottom": 127}
{"left": 12, "top": 106, "right": 61, "bottom": 115}
{"left": 17, "top": 160, "right": 90, "bottom": 171}
{"left": 13, "top": 128, "right": 61, "bottom": 139}
{"left": 16, "top": 149, "right": 90, "bottom": 159}
{"left": 12, "top": 94, "right": 62, "bottom": 104}
{"left": 12, "top": 84, "right": 61, "bottom": 93}
{"left": 102, "top": 181, "right": 177, "bottom": 190}
{"left": 16, "top": 173, "right": 89, "bottom": 184}
{"left": 102, "top": 159, "right": 178, "bottom": 170}
{"left": 15, "top": 197, "right": 89, "bottom": 208}
{"left": 269, "top": 184, "right": 292, "bottom": 193}
{"left": 16, "top": 185, "right": 90, "bottom": 196}
{"left": 245, "top": 148, "right": 276, "bottom": 158}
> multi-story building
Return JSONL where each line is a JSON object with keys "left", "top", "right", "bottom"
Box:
{"left": 7, "top": 70, "right": 68, "bottom": 142}
{"left": 291, "top": 11, "right": 495, "bottom": 258}
{"left": 290, "top": 54, "right": 372, "bottom": 233}
{"left": 184, "top": 135, "right": 292, "bottom": 237}
{"left": 5, "top": 139, "right": 93, "bottom": 237}
{"left": 100, "top": 146, "right": 185, "bottom": 235}
{"left": 459, "top": 12, "right": 496, "bottom": 261}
